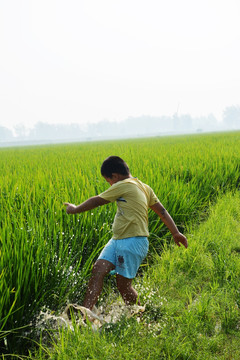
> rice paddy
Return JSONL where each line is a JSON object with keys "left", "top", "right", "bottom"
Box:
{"left": 0, "top": 131, "right": 240, "bottom": 358}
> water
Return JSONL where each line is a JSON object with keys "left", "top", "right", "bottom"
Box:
{"left": 35, "top": 301, "right": 145, "bottom": 332}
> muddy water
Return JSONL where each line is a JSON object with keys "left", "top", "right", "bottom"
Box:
{"left": 36, "top": 302, "right": 145, "bottom": 332}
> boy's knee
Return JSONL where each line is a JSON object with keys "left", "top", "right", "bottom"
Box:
{"left": 92, "top": 262, "right": 105, "bottom": 276}
{"left": 92, "top": 260, "right": 113, "bottom": 277}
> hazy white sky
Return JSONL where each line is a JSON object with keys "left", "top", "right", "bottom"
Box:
{"left": 0, "top": 0, "right": 240, "bottom": 129}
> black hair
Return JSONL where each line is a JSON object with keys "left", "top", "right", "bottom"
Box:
{"left": 101, "top": 156, "right": 130, "bottom": 178}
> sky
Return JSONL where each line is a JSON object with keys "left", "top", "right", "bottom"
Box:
{"left": 0, "top": 0, "right": 240, "bottom": 130}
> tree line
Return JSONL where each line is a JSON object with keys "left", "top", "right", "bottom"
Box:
{"left": 1, "top": 105, "right": 240, "bottom": 143}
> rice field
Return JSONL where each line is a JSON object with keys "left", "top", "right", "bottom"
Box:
{"left": 0, "top": 131, "right": 240, "bottom": 356}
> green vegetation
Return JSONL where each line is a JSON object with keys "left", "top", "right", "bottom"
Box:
{"left": 0, "top": 131, "right": 239, "bottom": 358}
{"left": 29, "top": 191, "right": 240, "bottom": 360}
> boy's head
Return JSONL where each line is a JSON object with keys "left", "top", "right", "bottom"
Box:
{"left": 101, "top": 156, "right": 130, "bottom": 183}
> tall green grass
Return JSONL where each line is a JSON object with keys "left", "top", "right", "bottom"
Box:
{"left": 29, "top": 191, "right": 240, "bottom": 360}
{"left": 0, "top": 132, "right": 239, "bottom": 355}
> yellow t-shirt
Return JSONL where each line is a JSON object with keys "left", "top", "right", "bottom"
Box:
{"left": 99, "top": 178, "right": 159, "bottom": 239}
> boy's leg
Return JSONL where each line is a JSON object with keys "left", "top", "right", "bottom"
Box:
{"left": 83, "top": 259, "right": 114, "bottom": 310}
{"left": 116, "top": 274, "right": 140, "bottom": 305}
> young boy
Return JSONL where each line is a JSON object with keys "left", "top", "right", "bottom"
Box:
{"left": 64, "top": 156, "right": 188, "bottom": 310}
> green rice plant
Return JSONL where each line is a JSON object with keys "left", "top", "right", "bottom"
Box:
{"left": 0, "top": 132, "right": 240, "bottom": 355}
{"left": 12, "top": 191, "right": 240, "bottom": 360}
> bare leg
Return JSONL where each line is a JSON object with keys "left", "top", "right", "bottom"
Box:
{"left": 83, "top": 259, "right": 114, "bottom": 310}
{"left": 116, "top": 274, "right": 140, "bottom": 305}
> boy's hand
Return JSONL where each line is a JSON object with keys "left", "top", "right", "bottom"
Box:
{"left": 173, "top": 232, "right": 188, "bottom": 248}
{"left": 63, "top": 202, "right": 77, "bottom": 214}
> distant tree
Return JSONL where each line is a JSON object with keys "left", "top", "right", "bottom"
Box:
{"left": 180, "top": 114, "right": 193, "bottom": 131}
{"left": 172, "top": 113, "right": 193, "bottom": 132}
{"left": 29, "top": 122, "right": 84, "bottom": 140}
{"left": 0, "top": 126, "right": 14, "bottom": 141}
{"left": 193, "top": 114, "right": 218, "bottom": 132}
{"left": 223, "top": 105, "right": 240, "bottom": 129}
{"left": 14, "top": 124, "right": 28, "bottom": 139}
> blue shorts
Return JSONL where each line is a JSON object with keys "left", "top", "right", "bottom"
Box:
{"left": 98, "top": 236, "right": 149, "bottom": 279}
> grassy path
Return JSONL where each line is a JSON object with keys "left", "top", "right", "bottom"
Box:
{"left": 29, "top": 191, "right": 240, "bottom": 360}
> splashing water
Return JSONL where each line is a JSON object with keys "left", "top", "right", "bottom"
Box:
{"left": 35, "top": 302, "right": 145, "bottom": 332}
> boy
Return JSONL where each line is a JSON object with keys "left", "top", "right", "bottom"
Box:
{"left": 64, "top": 156, "right": 188, "bottom": 310}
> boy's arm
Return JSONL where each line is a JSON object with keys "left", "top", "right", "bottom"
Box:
{"left": 64, "top": 196, "right": 110, "bottom": 214}
{"left": 150, "top": 202, "right": 188, "bottom": 248}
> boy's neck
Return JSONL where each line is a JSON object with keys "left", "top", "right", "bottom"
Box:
{"left": 117, "top": 174, "right": 132, "bottom": 181}
{"left": 104, "top": 173, "right": 132, "bottom": 186}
